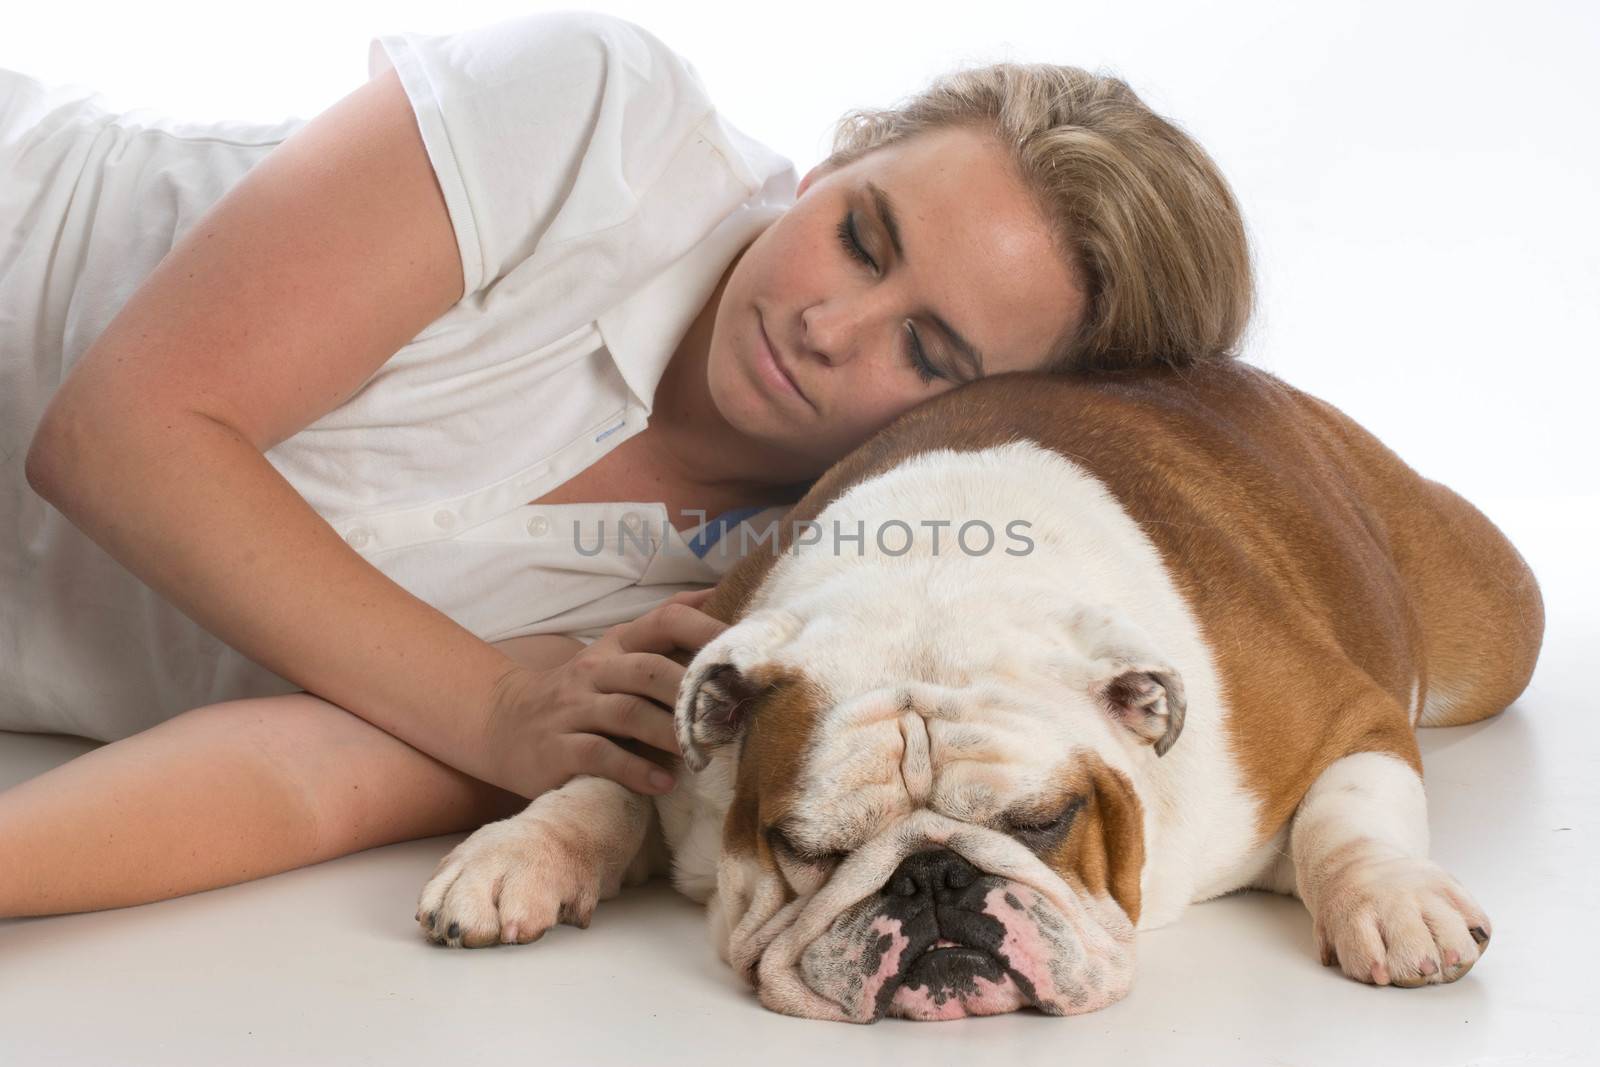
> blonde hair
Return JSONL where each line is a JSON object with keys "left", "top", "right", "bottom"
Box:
{"left": 824, "top": 63, "right": 1257, "bottom": 374}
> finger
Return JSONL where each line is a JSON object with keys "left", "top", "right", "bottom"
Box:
{"left": 566, "top": 733, "right": 676, "bottom": 796}
{"left": 593, "top": 693, "right": 681, "bottom": 757}
{"left": 590, "top": 651, "right": 687, "bottom": 712}
{"left": 612, "top": 601, "right": 728, "bottom": 657}
{"left": 673, "top": 586, "right": 728, "bottom": 626}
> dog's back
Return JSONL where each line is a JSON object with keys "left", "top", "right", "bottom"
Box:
{"left": 986, "top": 361, "right": 1543, "bottom": 732}
{"left": 707, "top": 360, "right": 1544, "bottom": 834}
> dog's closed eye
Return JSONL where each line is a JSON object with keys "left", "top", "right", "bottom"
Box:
{"left": 1002, "top": 795, "right": 1085, "bottom": 841}
{"left": 766, "top": 825, "right": 848, "bottom": 867}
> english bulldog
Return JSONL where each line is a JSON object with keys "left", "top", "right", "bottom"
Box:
{"left": 414, "top": 360, "right": 1544, "bottom": 1023}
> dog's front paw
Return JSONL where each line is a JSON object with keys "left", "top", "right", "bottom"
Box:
{"left": 416, "top": 814, "right": 620, "bottom": 948}
{"left": 1313, "top": 853, "right": 1491, "bottom": 987}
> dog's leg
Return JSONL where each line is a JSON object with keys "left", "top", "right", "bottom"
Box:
{"left": 1290, "top": 750, "right": 1491, "bottom": 986}
{"left": 416, "top": 775, "right": 657, "bottom": 948}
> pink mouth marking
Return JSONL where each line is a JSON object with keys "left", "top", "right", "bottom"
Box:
{"left": 798, "top": 882, "right": 1133, "bottom": 1022}
{"left": 853, "top": 890, "right": 1032, "bottom": 1020}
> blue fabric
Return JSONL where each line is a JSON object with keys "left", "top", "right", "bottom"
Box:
{"left": 686, "top": 505, "right": 768, "bottom": 558}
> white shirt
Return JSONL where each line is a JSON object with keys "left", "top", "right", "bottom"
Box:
{"left": 0, "top": 11, "right": 798, "bottom": 741}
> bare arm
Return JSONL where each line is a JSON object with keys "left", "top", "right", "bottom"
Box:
{"left": 28, "top": 412, "right": 525, "bottom": 792}
{"left": 24, "top": 66, "right": 526, "bottom": 791}
{"left": 0, "top": 635, "right": 584, "bottom": 919}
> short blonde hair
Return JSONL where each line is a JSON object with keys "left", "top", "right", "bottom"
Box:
{"left": 825, "top": 63, "right": 1257, "bottom": 374}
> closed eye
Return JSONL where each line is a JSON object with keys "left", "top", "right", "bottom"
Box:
{"left": 1003, "top": 795, "right": 1085, "bottom": 837}
{"left": 767, "top": 825, "right": 848, "bottom": 867}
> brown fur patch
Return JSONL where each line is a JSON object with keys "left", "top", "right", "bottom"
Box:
{"left": 718, "top": 665, "right": 831, "bottom": 879}
{"left": 1042, "top": 753, "right": 1147, "bottom": 923}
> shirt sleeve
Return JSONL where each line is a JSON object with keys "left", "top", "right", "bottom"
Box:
{"left": 368, "top": 11, "right": 723, "bottom": 301}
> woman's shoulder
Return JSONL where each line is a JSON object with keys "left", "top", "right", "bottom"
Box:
{"left": 368, "top": 9, "right": 761, "bottom": 299}
{"left": 378, "top": 9, "right": 714, "bottom": 106}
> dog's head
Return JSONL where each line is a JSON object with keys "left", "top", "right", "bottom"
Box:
{"left": 673, "top": 571, "right": 1185, "bottom": 1023}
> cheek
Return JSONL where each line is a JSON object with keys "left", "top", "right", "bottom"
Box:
{"left": 702, "top": 342, "right": 745, "bottom": 424}
{"left": 748, "top": 214, "right": 820, "bottom": 298}
{"left": 812, "top": 395, "right": 886, "bottom": 458}
{"left": 807, "top": 400, "right": 905, "bottom": 468}
{"left": 844, "top": 377, "right": 933, "bottom": 438}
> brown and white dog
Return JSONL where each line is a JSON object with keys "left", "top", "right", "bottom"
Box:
{"left": 415, "top": 360, "right": 1544, "bottom": 1023}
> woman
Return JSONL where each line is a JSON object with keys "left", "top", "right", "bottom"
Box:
{"left": 0, "top": 11, "right": 1254, "bottom": 916}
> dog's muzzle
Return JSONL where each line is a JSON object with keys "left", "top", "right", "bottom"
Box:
{"left": 871, "top": 849, "right": 1016, "bottom": 1006}
{"left": 744, "top": 815, "right": 1137, "bottom": 1023}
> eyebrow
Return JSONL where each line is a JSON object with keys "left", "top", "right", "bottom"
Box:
{"left": 865, "top": 180, "right": 987, "bottom": 379}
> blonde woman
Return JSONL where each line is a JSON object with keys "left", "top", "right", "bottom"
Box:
{"left": 0, "top": 10, "right": 1254, "bottom": 916}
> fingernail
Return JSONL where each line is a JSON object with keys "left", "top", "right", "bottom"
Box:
{"left": 649, "top": 770, "right": 675, "bottom": 791}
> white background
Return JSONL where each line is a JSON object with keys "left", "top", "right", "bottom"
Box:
{"left": 4, "top": 0, "right": 1595, "bottom": 508}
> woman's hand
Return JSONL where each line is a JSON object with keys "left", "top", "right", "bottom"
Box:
{"left": 480, "top": 588, "right": 728, "bottom": 800}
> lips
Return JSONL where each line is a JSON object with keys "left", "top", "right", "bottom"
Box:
{"left": 757, "top": 314, "right": 811, "bottom": 408}
{"left": 902, "top": 944, "right": 1006, "bottom": 997}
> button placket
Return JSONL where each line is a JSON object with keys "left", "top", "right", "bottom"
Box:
{"left": 330, "top": 393, "right": 647, "bottom": 555}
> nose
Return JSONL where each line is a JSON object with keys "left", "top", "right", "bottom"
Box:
{"left": 800, "top": 298, "right": 881, "bottom": 368}
{"left": 886, "top": 848, "right": 980, "bottom": 899}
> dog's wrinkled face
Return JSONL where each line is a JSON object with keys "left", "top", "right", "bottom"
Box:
{"left": 673, "top": 574, "right": 1185, "bottom": 1023}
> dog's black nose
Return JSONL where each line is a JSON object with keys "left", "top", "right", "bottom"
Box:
{"left": 886, "top": 848, "right": 980, "bottom": 898}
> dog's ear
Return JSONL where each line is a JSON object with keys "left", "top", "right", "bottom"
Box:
{"left": 1051, "top": 604, "right": 1187, "bottom": 757}
{"left": 675, "top": 609, "right": 803, "bottom": 772}
{"left": 1099, "top": 667, "right": 1186, "bottom": 757}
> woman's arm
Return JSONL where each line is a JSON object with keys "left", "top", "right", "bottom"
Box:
{"left": 27, "top": 407, "right": 529, "bottom": 794}
{"left": 23, "top": 66, "right": 532, "bottom": 793}
{"left": 0, "top": 635, "right": 585, "bottom": 919}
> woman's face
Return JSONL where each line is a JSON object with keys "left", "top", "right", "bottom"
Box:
{"left": 707, "top": 124, "right": 1087, "bottom": 473}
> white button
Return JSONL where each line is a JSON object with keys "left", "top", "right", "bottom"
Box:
{"left": 526, "top": 516, "right": 550, "bottom": 537}
{"left": 621, "top": 510, "right": 644, "bottom": 532}
{"left": 344, "top": 527, "right": 371, "bottom": 549}
{"left": 433, "top": 509, "right": 457, "bottom": 530}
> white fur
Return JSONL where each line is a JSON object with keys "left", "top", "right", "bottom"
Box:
{"left": 1289, "top": 752, "right": 1490, "bottom": 985}
{"left": 1419, "top": 675, "right": 1469, "bottom": 727}
{"left": 415, "top": 775, "right": 654, "bottom": 945}
{"left": 666, "top": 441, "right": 1267, "bottom": 951}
